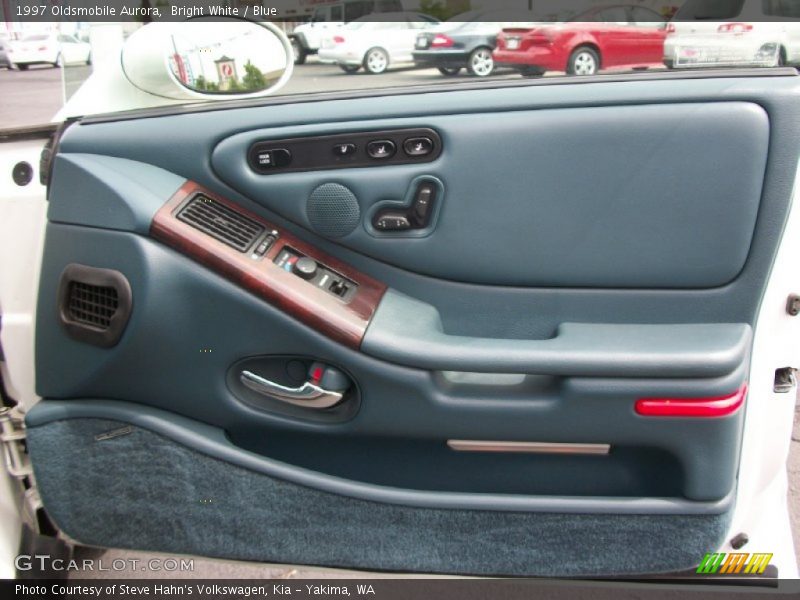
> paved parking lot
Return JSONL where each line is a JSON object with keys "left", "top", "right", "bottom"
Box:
{"left": 0, "top": 59, "right": 527, "bottom": 130}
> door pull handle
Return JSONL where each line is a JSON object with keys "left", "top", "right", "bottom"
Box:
{"left": 240, "top": 370, "right": 345, "bottom": 409}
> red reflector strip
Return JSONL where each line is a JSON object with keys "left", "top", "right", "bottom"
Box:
{"left": 635, "top": 384, "right": 747, "bottom": 418}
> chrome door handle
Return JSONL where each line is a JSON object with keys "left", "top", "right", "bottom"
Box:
{"left": 240, "top": 370, "right": 344, "bottom": 409}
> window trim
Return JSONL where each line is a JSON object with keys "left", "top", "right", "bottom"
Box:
{"left": 76, "top": 68, "right": 797, "bottom": 128}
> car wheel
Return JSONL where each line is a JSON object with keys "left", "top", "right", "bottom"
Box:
{"left": 86, "top": 53, "right": 92, "bottom": 66}
{"left": 291, "top": 38, "right": 307, "bottom": 65}
{"left": 339, "top": 64, "right": 361, "bottom": 74}
{"left": 567, "top": 46, "right": 599, "bottom": 76}
{"left": 438, "top": 67, "right": 461, "bottom": 76}
{"left": 52, "top": 53, "right": 62, "bottom": 68}
{"left": 363, "top": 47, "right": 389, "bottom": 75}
{"left": 16, "top": 63, "right": 28, "bottom": 71}
{"left": 467, "top": 47, "right": 494, "bottom": 77}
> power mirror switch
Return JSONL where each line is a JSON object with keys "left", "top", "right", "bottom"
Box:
{"left": 292, "top": 257, "right": 318, "bottom": 280}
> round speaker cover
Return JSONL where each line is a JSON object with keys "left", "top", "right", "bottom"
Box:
{"left": 307, "top": 183, "right": 360, "bottom": 238}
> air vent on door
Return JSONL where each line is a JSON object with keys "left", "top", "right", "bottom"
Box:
{"left": 176, "top": 194, "right": 265, "bottom": 252}
{"left": 58, "top": 264, "right": 133, "bottom": 348}
{"left": 67, "top": 282, "right": 118, "bottom": 329}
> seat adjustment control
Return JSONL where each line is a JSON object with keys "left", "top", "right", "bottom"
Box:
{"left": 403, "top": 137, "right": 434, "bottom": 157}
{"left": 372, "top": 181, "right": 437, "bottom": 232}
{"left": 374, "top": 211, "right": 411, "bottom": 231}
{"left": 411, "top": 183, "right": 436, "bottom": 227}
{"left": 367, "top": 140, "right": 396, "bottom": 159}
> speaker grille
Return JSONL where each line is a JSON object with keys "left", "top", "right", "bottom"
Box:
{"left": 177, "top": 194, "right": 265, "bottom": 252}
{"left": 67, "top": 282, "right": 119, "bottom": 330}
{"left": 307, "top": 183, "right": 360, "bottom": 238}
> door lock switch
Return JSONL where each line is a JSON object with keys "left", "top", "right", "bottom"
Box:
{"left": 308, "top": 362, "right": 351, "bottom": 393}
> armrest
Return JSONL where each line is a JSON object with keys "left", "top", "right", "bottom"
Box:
{"left": 361, "top": 290, "right": 751, "bottom": 377}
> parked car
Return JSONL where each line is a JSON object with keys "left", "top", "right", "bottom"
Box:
{"left": 664, "top": 0, "right": 800, "bottom": 68}
{"left": 318, "top": 12, "right": 439, "bottom": 74}
{"left": 413, "top": 9, "right": 540, "bottom": 77}
{"left": 494, "top": 5, "right": 666, "bottom": 77}
{"left": 7, "top": 33, "right": 91, "bottom": 70}
{"left": 289, "top": 0, "right": 403, "bottom": 64}
{"left": 0, "top": 38, "right": 11, "bottom": 70}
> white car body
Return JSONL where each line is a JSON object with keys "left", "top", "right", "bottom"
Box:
{"left": 292, "top": 21, "right": 345, "bottom": 54}
{"left": 8, "top": 33, "right": 91, "bottom": 68}
{"left": 665, "top": 0, "right": 800, "bottom": 67}
{"left": 318, "top": 13, "right": 438, "bottom": 72}
{"left": 290, "top": 0, "right": 405, "bottom": 55}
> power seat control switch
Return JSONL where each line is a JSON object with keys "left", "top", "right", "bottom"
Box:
{"left": 403, "top": 137, "right": 434, "bottom": 157}
{"left": 367, "top": 140, "right": 396, "bottom": 160}
{"left": 372, "top": 181, "right": 437, "bottom": 232}
{"left": 374, "top": 212, "right": 411, "bottom": 231}
{"left": 411, "top": 183, "right": 436, "bottom": 227}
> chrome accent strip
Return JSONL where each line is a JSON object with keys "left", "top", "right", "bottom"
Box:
{"left": 446, "top": 440, "right": 611, "bottom": 455}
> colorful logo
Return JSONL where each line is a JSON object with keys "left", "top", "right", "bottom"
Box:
{"left": 696, "top": 552, "right": 773, "bottom": 575}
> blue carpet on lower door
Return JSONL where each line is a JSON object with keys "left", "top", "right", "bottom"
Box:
{"left": 26, "top": 418, "right": 731, "bottom": 577}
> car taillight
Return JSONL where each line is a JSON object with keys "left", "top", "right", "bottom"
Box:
{"left": 38, "top": 46, "right": 47, "bottom": 51}
{"left": 718, "top": 22, "right": 753, "bottom": 34}
{"left": 431, "top": 34, "right": 454, "bottom": 48}
{"left": 333, "top": 35, "right": 345, "bottom": 44}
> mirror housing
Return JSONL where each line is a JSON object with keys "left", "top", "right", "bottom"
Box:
{"left": 121, "top": 18, "right": 293, "bottom": 101}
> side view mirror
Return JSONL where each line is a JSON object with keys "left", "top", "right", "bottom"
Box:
{"left": 121, "top": 17, "right": 293, "bottom": 100}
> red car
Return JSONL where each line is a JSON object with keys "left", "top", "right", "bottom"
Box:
{"left": 494, "top": 5, "right": 667, "bottom": 76}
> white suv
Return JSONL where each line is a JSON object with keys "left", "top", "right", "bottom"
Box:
{"left": 290, "top": 0, "right": 403, "bottom": 64}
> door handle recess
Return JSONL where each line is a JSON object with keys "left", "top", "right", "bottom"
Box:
{"left": 361, "top": 290, "right": 752, "bottom": 377}
{"left": 240, "top": 370, "right": 344, "bottom": 409}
